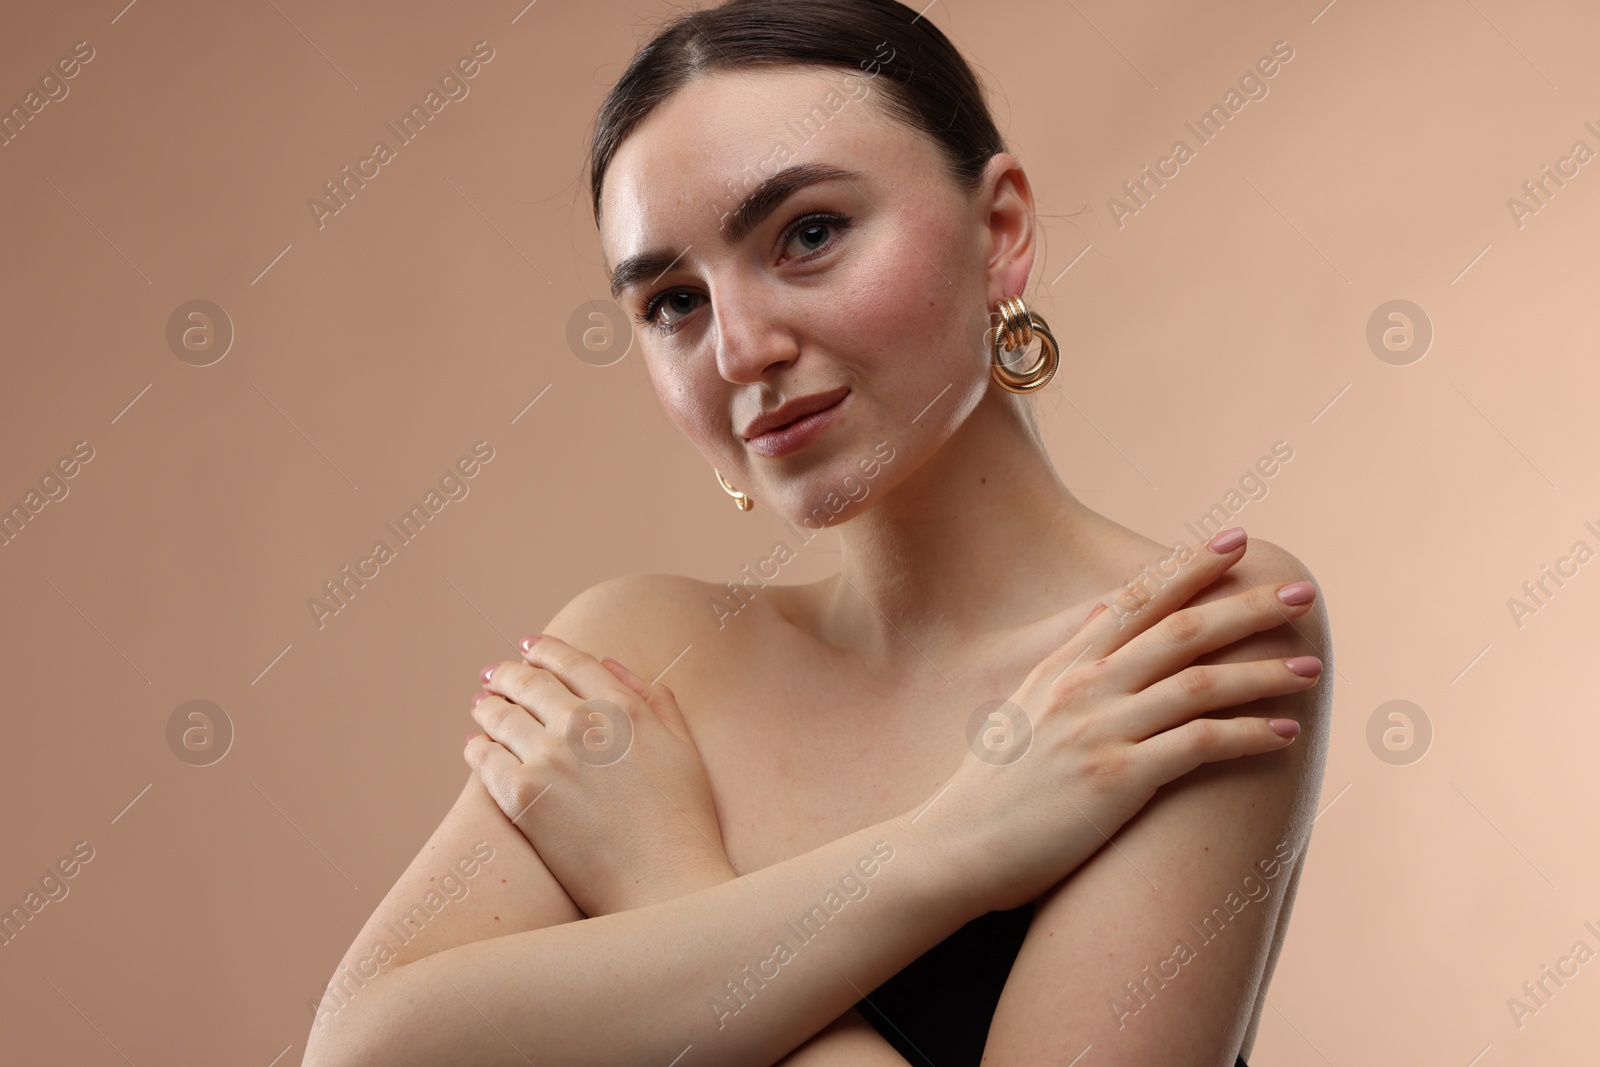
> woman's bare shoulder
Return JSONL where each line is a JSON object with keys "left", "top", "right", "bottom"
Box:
{"left": 1181, "top": 535, "right": 1323, "bottom": 607}
{"left": 1106, "top": 521, "right": 1321, "bottom": 596}
{"left": 539, "top": 573, "right": 744, "bottom": 679}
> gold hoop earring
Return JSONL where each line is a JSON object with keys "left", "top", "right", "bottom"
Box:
{"left": 715, "top": 469, "right": 753, "bottom": 511}
{"left": 989, "top": 294, "right": 1060, "bottom": 393}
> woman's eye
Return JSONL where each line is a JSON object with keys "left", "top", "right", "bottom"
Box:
{"left": 638, "top": 290, "right": 704, "bottom": 334}
{"left": 783, "top": 215, "right": 850, "bottom": 258}
{"left": 635, "top": 214, "right": 851, "bottom": 336}
{"left": 788, "top": 221, "right": 833, "bottom": 255}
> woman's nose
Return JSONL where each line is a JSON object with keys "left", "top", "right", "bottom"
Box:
{"left": 711, "top": 288, "right": 799, "bottom": 383}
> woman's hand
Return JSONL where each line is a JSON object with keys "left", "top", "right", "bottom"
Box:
{"left": 926, "top": 529, "right": 1323, "bottom": 914}
{"left": 463, "top": 634, "right": 733, "bottom": 917}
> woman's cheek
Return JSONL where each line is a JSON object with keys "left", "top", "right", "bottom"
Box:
{"left": 649, "top": 359, "right": 725, "bottom": 444}
{"left": 820, "top": 275, "right": 901, "bottom": 367}
{"left": 847, "top": 231, "right": 967, "bottom": 371}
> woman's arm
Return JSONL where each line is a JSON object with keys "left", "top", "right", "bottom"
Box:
{"left": 981, "top": 540, "right": 1332, "bottom": 1066}
{"left": 304, "top": 575, "right": 916, "bottom": 1066}
{"left": 304, "top": 765, "right": 914, "bottom": 1066}
{"left": 776, "top": 1008, "right": 915, "bottom": 1065}
{"left": 301, "top": 772, "right": 579, "bottom": 1040}
{"left": 306, "top": 804, "right": 980, "bottom": 1067}
{"left": 310, "top": 537, "right": 1306, "bottom": 1065}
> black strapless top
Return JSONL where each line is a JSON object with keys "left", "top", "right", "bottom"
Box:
{"left": 854, "top": 900, "right": 1251, "bottom": 1066}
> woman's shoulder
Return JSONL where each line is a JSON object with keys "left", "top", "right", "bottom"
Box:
{"left": 1109, "top": 527, "right": 1329, "bottom": 639}
{"left": 1160, "top": 534, "right": 1333, "bottom": 699}
{"left": 1110, "top": 524, "right": 1319, "bottom": 594}
{"left": 1182, "top": 534, "right": 1321, "bottom": 607}
{"left": 538, "top": 572, "right": 759, "bottom": 681}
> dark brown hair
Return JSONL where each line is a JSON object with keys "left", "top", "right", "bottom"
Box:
{"left": 587, "top": 0, "right": 1009, "bottom": 228}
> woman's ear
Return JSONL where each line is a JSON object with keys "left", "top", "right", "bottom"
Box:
{"left": 979, "top": 153, "right": 1039, "bottom": 306}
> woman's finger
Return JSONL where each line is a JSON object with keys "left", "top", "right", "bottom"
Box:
{"left": 1113, "top": 580, "right": 1318, "bottom": 699}
{"left": 463, "top": 732, "right": 550, "bottom": 828}
{"left": 1092, "top": 531, "right": 1251, "bottom": 651}
{"left": 1130, "top": 655, "right": 1322, "bottom": 740}
{"left": 483, "top": 657, "right": 580, "bottom": 729}
{"left": 1032, "top": 530, "right": 1247, "bottom": 684}
{"left": 1132, "top": 712, "right": 1301, "bottom": 792}
{"left": 470, "top": 690, "right": 547, "bottom": 763}
{"left": 600, "top": 656, "right": 650, "bottom": 700}
{"left": 602, "top": 657, "right": 690, "bottom": 739}
{"left": 519, "top": 634, "right": 630, "bottom": 703}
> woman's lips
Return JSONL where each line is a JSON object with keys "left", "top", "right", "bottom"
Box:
{"left": 745, "top": 392, "right": 849, "bottom": 458}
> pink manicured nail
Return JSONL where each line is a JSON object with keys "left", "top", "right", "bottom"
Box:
{"left": 480, "top": 663, "right": 499, "bottom": 685}
{"left": 465, "top": 732, "right": 478, "bottom": 745}
{"left": 1268, "top": 718, "right": 1300, "bottom": 739}
{"left": 1208, "top": 527, "right": 1247, "bottom": 553}
{"left": 519, "top": 634, "right": 541, "bottom": 653}
{"left": 1285, "top": 656, "right": 1322, "bottom": 677}
{"left": 471, "top": 689, "right": 491, "bottom": 707}
{"left": 1277, "top": 581, "right": 1317, "bottom": 606}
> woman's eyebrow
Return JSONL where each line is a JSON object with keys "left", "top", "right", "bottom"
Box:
{"left": 608, "top": 162, "right": 864, "bottom": 300}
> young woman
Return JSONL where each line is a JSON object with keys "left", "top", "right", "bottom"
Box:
{"left": 305, "top": 2, "right": 1331, "bottom": 1064}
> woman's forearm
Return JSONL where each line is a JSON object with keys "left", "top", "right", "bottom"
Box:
{"left": 773, "top": 1008, "right": 913, "bottom": 1065}
{"left": 312, "top": 812, "right": 981, "bottom": 1067}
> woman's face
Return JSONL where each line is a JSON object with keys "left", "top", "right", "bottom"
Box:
{"left": 600, "top": 66, "right": 1033, "bottom": 526}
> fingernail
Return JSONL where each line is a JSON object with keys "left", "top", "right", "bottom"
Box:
{"left": 465, "top": 732, "right": 478, "bottom": 745}
{"left": 519, "top": 634, "right": 541, "bottom": 653}
{"left": 1268, "top": 718, "right": 1300, "bottom": 739}
{"left": 471, "top": 690, "right": 490, "bottom": 707}
{"left": 480, "top": 663, "right": 499, "bottom": 686}
{"left": 1208, "top": 527, "right": 1247, "bottom": 553}
{"left": 1277, "top": 581, "right": 1317, "bottom": 606}
{"left": 1285, "top": 656, "right": 1322, "bottom": 677}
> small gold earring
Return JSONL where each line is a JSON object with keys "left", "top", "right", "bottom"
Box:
{"left": 989, "top": 294, "right": 1060, "bottom": 393}
{"left": 715, "top": 469, "right": 753, "bottom": 511}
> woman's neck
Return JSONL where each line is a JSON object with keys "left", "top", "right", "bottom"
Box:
{"left": 814, "top": 390, "right": 1113, "bottom": 673}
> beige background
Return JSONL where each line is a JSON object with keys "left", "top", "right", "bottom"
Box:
{"left": 2, "top": 0, "right": 1597, "bottom": 1062}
